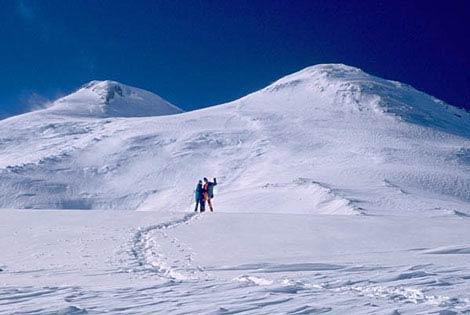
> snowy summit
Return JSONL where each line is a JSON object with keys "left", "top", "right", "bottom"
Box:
{"left": 45, "top": 80, "right": 182, "bottom": 118}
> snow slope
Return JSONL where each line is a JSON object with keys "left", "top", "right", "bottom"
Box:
{"left": 0, "top": 64, "right": 468, "bottom": 215}
{"left": 1, "top": 210, "right": 470, "bottom": 314}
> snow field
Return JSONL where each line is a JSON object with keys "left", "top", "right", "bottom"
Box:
{"left": 1, "top": 210, "right": 470, "bottom": 314}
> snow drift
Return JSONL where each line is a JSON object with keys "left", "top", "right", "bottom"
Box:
{"left": 0, "top": 64, "right": 468, "bottom": 215}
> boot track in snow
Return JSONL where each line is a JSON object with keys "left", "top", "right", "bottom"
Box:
{"left": 130, "top": 212, "right": 201, "bottom": 280}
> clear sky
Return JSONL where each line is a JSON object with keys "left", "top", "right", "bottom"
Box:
{"left": 0, "top": 0, "right": 468, "bottom": 117}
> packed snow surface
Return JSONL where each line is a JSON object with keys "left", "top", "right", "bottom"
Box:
{"left": 1, "top": 210, "right": 470, "bottom": 314}
{"left": 0, "top": 64, "right": 469, "bottom": 314}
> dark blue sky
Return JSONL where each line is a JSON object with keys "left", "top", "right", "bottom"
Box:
{"left": 0, "top": 0, "right": 468, "bottom": 116}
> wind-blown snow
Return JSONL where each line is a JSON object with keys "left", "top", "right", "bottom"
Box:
{"left": 0, "top": 64, "right": 468, "bottom": 215}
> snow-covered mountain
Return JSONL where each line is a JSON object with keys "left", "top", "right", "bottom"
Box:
{"left": 2, "top": 65, "right": 470, "bottom": 314}
{"left": 0, "top": 64, "right": 469, "bottom": 215}
{"left": 44, "top": 80, "right": 182, "bottom": 118}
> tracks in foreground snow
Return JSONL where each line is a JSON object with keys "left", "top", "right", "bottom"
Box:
{"left": 129, "top": 211, "right": 207, "bottom": 280}
{"left": 127, "top": 212, "right": 470, "bottom": 314}
{"left": 1, "top": 211, "right": 470, "bottom": 314}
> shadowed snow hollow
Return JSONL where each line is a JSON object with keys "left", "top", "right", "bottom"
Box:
{"left": 45, "top": 80, "right": 182, "bottom": 118}
{"left": 0, "top": 64, "right": 468, "bottom": 215}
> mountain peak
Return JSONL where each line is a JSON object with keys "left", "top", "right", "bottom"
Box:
{"left": 260, "top": 63, "right": 469, "bottom": 138}
{"left": 45, "top": 80, "right": 182, "bottom": 118}
{"left": 81, "top": 80, "right": 129, "bottom": 104}
{"left": 264, "top": 64, "right": 368, "bottom": 91}
{"left": 301, "top": 63, "right": 364, "bottom": 75}
{"left": 83, "top": 79, "right": 120, "bottom": 88}
{"left": 81, "top": 80, "right": 126, "bottom": 93}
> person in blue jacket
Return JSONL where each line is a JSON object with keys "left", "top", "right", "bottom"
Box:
{"left": 194, "top": 180, "right": 204, "bottom": 212}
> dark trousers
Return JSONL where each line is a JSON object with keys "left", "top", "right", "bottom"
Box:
{"left": 199, "top": 198, "right": 206, "bottom": 212}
